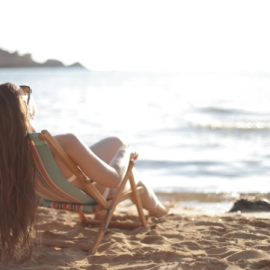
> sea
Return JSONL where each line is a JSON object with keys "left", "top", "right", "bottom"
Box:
{"left": 1, "top": 68, "right": 270, "bottom": 212}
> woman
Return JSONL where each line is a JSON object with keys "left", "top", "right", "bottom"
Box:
{"left": 0, "top": 82, "right": 167, "bottom": 263}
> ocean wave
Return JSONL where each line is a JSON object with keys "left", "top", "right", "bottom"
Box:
{"left": 199, "top": 107, "right": 247, "bottom": 115}
{"left": 192, "top": 121, "right": 270, "bottom": 131}
{"left": 135, "top": 160, "right": 225, "bottom": 168}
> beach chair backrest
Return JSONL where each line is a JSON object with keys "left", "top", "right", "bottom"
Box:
{"left": 29, "top": 133, "right": 96, "bottom": 205}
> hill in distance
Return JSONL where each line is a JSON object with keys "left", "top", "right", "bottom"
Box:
{"left": 0, "top": 48, "right": 86, "bottom": 69}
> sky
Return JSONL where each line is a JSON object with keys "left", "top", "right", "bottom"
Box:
{"left": 1, "top": 0, "right": 270, "bottom": 72}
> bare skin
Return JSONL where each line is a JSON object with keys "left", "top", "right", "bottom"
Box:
{"left": 18, "top": 85, "right": 167, "bottom": 217}
{"left": 52, "top": 134, "right": 168, "bottom": 216}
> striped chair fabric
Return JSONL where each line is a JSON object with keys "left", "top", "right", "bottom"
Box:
{"left": 30, "top": 133, "right": 98, "bottom": 213}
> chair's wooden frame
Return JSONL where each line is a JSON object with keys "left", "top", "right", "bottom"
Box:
{"left": 32, "top": 130, "right": 147, "bottom": 254}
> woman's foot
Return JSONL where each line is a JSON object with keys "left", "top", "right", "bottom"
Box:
{"left": 148, "top": 203, "right": 168, "bottom": 217}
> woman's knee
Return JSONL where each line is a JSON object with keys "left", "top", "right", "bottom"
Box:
{"left": 99, "top": 136, "right": 125, "bottom": 157}
{"left": 90, "top": 136, "right": 125, "bottom": 163}
{"left": 104, "top": 136, "right": 124, "bottom": 149}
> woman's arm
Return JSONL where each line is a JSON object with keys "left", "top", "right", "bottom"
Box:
{"left": 52, "top": 134, "right": 137, "bottom": 190}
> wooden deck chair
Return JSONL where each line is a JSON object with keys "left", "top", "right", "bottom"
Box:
{"left": 29, "top": 130, "right": 147, "bottom": 254}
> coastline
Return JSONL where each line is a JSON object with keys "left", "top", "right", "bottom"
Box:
{"left": 156, "top": 191, "right": 270, "bottom": 213}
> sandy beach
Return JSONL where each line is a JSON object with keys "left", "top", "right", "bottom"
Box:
{"left": 1, "top": 199, "right": 270, "bottom": 270}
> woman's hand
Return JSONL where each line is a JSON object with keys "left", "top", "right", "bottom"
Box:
{"left": 130, "top": 147, "right": 138, "bottom": 161}
{"left": 119, "top": 145, "right": 138, "bottom": 161}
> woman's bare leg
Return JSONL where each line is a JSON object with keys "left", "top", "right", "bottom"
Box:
{"left": 54, "top": 134, "right": 167, "bottom": 216}
{"left": 89, "top": 137, "right": 127, "bottom": 196}
{"left": 90, "top": 137, "right": 168, "bottom": 216}
{"left": 131, "top": 168, "right": 168, "bottom": 216}
{"left": 90, "top": 136, "right": 124, "bottom": 164}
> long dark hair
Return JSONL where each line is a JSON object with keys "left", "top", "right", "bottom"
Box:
{"left": 0, "top": 83, "right": 37, "bottom": 263}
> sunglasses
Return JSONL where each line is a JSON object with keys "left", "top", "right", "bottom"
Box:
{"left": 19, "top": 85, "right": 32, "bottom": 105}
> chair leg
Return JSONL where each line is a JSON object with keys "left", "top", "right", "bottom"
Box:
{"left": 128, "top": 173, "right": 148, "bottom": 227}
{"left": 88, "top": 210, "right": 109, "bottom": 254}
{"left": 88, "top": 161, "right": 136, "bottom": 254}
{"left": 79, "top": 211, "right": 87, "bottom": 223}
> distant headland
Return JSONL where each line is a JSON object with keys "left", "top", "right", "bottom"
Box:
{"left": 0, "top": 48, "right": 86, "bottom": 69}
